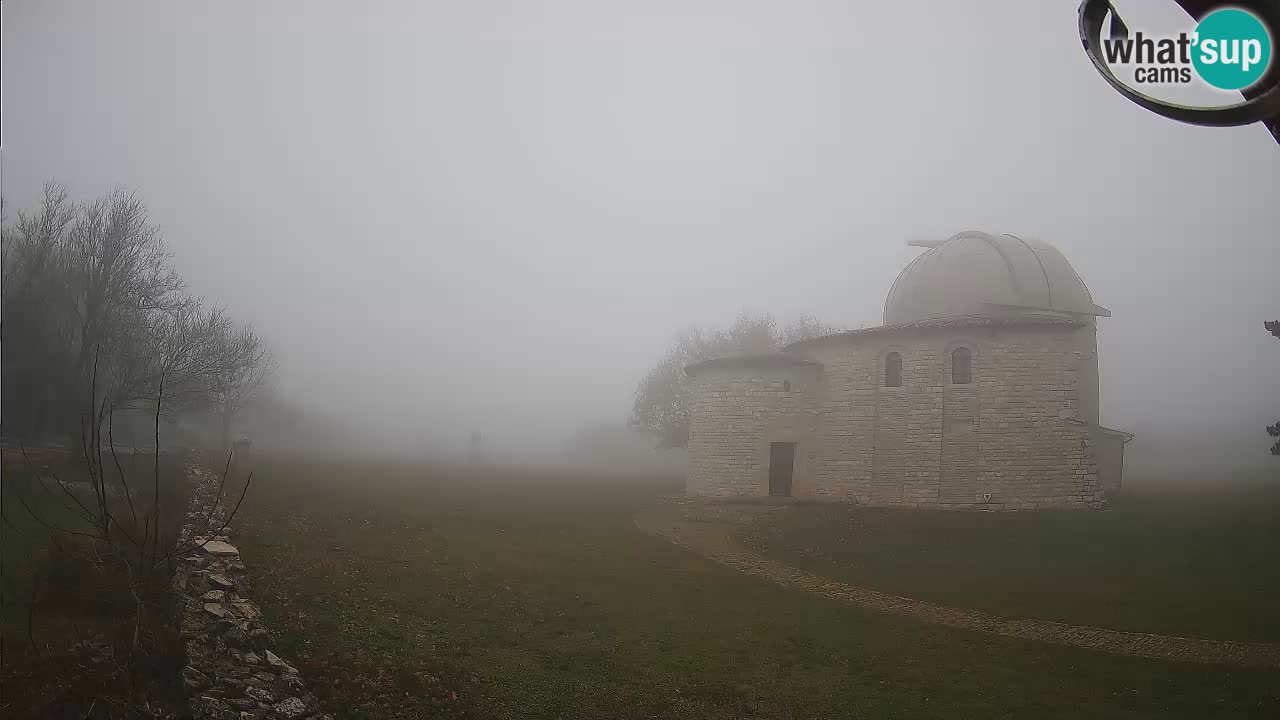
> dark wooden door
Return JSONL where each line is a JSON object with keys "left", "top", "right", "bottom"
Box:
{"left": 768, "top": 442, "right": 795, "bottom": 497}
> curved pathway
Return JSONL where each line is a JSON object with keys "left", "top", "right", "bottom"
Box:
{"left": 634, "top": 508, "right": 1280, "bottom": 669}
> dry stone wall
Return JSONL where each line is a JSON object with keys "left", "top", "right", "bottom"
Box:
{"left": 172, "top": 457, "right": 330, "bottom": 720}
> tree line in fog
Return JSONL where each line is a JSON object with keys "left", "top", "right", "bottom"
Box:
{"left": 1, "top": 182, "right": 272, "bottom": 450}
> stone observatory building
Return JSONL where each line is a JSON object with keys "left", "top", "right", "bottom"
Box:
{"left": 685, "top": 231, "right": 1131, "bottom": 510}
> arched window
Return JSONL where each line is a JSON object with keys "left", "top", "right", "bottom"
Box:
{"left": 951, "top": 347, "right": 972, "bottom": 385}
{"left": 884, "top": 352, "right": 902, "bottom": 387}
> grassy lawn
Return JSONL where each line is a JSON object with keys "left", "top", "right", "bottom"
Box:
{"left": 232, "top": 455, "right": 1279, "bottom": 720}
{"left": 739, "top": 484, "right": 1280, "bottom": 642}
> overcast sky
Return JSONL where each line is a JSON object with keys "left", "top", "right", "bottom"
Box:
{"left": 3, "top": 1, "right": 1278, "bottom": 462}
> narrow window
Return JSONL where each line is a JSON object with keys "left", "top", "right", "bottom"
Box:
{"left": 782, "top": 380, "right": 792, "bottom": 392}
{"left": 884, "top": 352, "right": 902, "bottom": 387}
{"left": 952, "top": 347, "right": 972, "bottom": 385}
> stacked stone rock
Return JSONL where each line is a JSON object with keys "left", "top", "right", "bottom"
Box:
{"left": 173, "top": 460, "right": 330, "bottom": 720}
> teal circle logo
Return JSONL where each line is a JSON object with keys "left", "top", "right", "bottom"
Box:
{"left": 1192, "top": 8, "right": 1272, "bottom": 90}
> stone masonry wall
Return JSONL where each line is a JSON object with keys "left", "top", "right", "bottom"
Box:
{"left": 688, "top": 323, "right": 1104, "bottom": 510}
{"left": 966, "top": 325, "right": 1102, "bottom": 509}
{"left": 172, "top": 457, "right": 331, "bottom": 720}
{"left": 687, "top": 365, "right": 820, "bottom": 497}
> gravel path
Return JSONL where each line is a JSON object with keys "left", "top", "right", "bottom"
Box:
{"left": 634, "top": 507, "right": 1280, "bottom": 668}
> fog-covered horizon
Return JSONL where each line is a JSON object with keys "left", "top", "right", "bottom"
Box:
{"left": 4, "top": 0, "right": 1278, "bottom": 470}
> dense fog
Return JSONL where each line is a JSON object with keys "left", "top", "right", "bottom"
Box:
{"left": 3, "top": 0, "right": 1277, "bottom": 477}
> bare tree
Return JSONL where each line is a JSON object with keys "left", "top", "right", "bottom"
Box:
{"left": 64, "top": 187, "right": 185, "bottom": 392}
{"left": 630, "top": 312, "right": 838, "bottom": 448}
{"left": 2, "top": 184, "right": 190, "bottom": 439}
{"left": 779, "top": 314, "right": 840, "bottom": 346}
{"left": 3, "top": 184, "right": 273, "bottom": 445}
{"left": 12, "top": 355, "right": 252, "bottom": 659}
{"left": 111, "top": 300, "right": 230, "bottom": 410}
{"left": 2, "top": 183, "right": 80, "bottom": 440}
{"left": 209, "top": 324, "right": 275, "bottom": 453}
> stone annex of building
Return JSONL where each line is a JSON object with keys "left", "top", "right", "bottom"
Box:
{"left": 685, "top": 231, "right": 1131, "bottom": 510}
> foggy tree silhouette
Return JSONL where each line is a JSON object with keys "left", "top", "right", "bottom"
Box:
{"left": 630, "top": 313, "right": 837, "bottom": 449}
{"left": 1, "top": 182, "right": 272, "bottom": 443}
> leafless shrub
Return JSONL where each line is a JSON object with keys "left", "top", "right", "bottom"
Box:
{"left": 9, "top": 348, "right": 253, "bottom": 673}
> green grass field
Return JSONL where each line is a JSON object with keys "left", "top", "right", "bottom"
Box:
{"left": 231, "top": 456, "right": 1280, "bottom": 720}
{"left": 740, "top": 484, "right": 1280, "bottom": 642}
